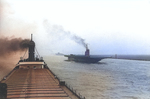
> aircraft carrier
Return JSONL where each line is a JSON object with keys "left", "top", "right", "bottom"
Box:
{"left": 0, "top": 34, "right": 85, "bottom": 99}
{"left": 65, "top": 45, "right": 111, "bottom": 63}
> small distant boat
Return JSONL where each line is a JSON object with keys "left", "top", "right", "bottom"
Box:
{"left": 55, "top": 52, "right": 64, "bottom": 56}
{"left": 64, "top": 45, "right": 111, "bottom": 63}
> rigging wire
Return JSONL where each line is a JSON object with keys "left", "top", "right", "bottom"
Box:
{"left": 21, "top": 47, "right": 41, "bottom": 60}
{"left": 35, "top": 47, "right": 40, "bottom": 58}
{"left": 22, "top": 48, "right": 28, "bottom": 59}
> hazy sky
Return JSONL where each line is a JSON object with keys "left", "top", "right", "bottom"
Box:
{"left": 1, "top": 0, "right": 150, "bottom": 55}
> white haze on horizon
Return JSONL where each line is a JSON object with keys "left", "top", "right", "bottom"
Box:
{"left": 1, "top": 0, "right": 150, "bottom": 56}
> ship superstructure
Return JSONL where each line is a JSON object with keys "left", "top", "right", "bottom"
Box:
{"left": 0, "top": 34, "right": 84, "bottom": 99}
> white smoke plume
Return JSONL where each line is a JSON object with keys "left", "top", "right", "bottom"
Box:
{"left": 43, "top": 19, "right": 87, "bottom": 48}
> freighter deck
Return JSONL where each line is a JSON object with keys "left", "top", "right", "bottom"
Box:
{"left": 1, "top": 68, "right": 78, "bottom": 99}
{"left": 0, "top": 35, "right": 84, "bottom": 99}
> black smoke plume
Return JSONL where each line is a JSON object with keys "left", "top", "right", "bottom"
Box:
{"left": 0, "top": 36, "right": 30, "bottom": 80}
{"left": 0, "top": 37, "right": 30, "bottom": 56}
{"left": 0, "top": 0, "right": 36, "bottom": 80}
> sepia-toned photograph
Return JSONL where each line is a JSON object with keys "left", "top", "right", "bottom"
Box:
{"left": 0, "top": 0, "right": 150, "bottom": 99}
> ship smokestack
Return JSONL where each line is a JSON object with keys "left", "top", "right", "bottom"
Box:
{"left": 85, "top": 44, "right": 90, "bottom": 57}
{"left": 28, "top": 34, "right": 35, "bottom": 61}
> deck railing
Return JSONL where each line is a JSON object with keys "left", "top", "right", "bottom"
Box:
{"left": 46, "top": 65, "right": 86, "bottom": 99}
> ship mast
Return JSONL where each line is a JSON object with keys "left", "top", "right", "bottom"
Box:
{"left": 31, "top": 34, "right": 33, "bottom": 41}
{"left": 28, "top": 34, "right": 35, "bottom": 61}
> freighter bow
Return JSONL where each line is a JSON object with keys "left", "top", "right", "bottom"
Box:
{"left": 0, "top": 34, "right": 84, "bottom": 99}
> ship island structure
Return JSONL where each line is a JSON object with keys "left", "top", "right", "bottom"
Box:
{"left": 0, "top": 35, "right": 85, "bottom": 99}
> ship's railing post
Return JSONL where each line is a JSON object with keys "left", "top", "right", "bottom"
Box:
{"left": 0, "top": 83, "right": 7, "bottom": 99}
{"left": 59, "top": 81, "right": 65, "bottom": 86}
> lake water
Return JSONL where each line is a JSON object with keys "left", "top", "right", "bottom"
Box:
{"left": 44, "top": 55, "right": 150, "bottom": 99}
{"left": 0, "top": 55, "right": 150, "bottom": 99}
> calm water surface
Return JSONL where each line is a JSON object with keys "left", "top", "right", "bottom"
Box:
{"left": 44, "top": 55, "right": 150, "bottom": 99}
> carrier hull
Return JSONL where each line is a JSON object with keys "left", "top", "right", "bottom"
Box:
{"left": 65, "top": 55, "right": 109, "bottom": 63}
